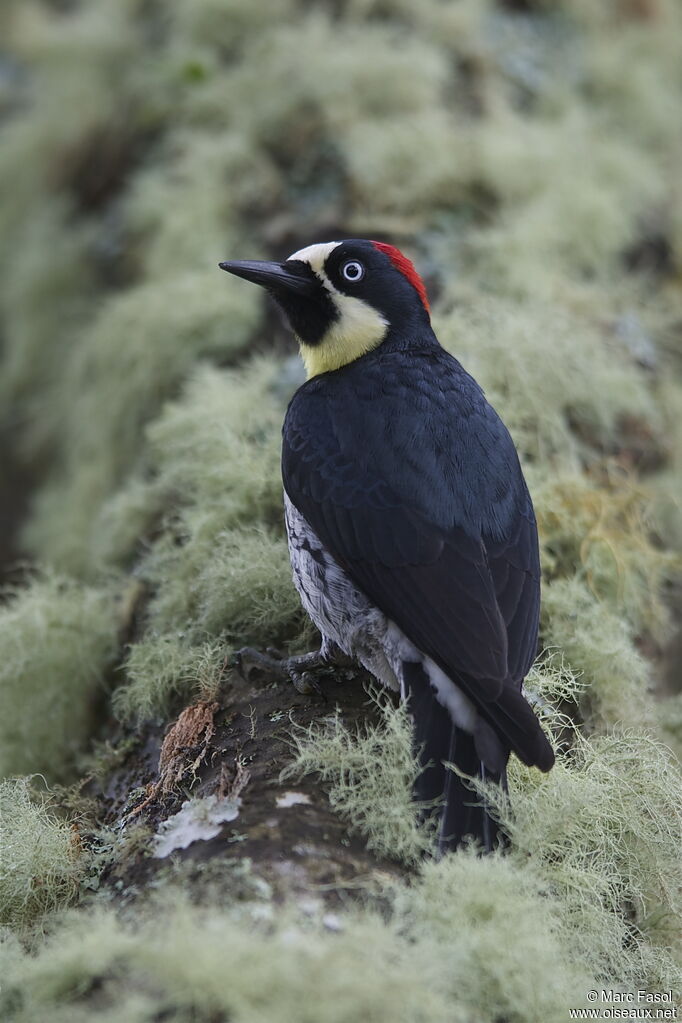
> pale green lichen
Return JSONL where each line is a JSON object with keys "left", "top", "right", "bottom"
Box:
{"left": 0, "top": 856, "right": 592, "bottom": 1023}
{"left": 0, "top": 0, "right": 681, "bottom": 1018}
{"left": 658, "top": 691, "right": 682, "bottom": 763}
{"left": 114, "top": 633, "right": 226, "bottom": 724}
{"left": 284, "top": 688, "right": 433, "bottom": 865}
{"left": 1, "top": 754, "right": 679, "bottom": 1022}
{"left": 0, "top": 575, "right": 118, "bottom": 782}
{"left": 0, "top": 202, "right": 97, "bottom": 446}
{"left": 0, "top": 897, "right": 451, "bottom": 1023}
{"left": 110, "top": 364, "right": 309, "bottom": 719}
{"left": 24, "top": 277, "right": 259, "bottom": 576}
{"left": 437, "top": 296, "right": 663, "bottom": 467}
{"left": 542, "top": 576, "right": 653, "bottom": 729}
{"left": 0, "top": 779, "right": 83, "bottom": 931}
{"left": 502, "top": 730, "right": 682, "bottom": 988}
{"left": 535, "top": 473, "right": 673, "bottom": 641}
{"left": 288, "top": 673, "right": 682, "bottom": 992}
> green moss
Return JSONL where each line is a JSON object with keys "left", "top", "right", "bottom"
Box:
{"left": 0, "top": 780, "right": 83, "bottom": 931}
{"left": 535, "top": 473, "right": 673, "bottom": 640}
{"left": 139, "top": 365, "right": 304, "bottom": 646}
{"left": 657, "top": 691, "right": 682, "bottom": 764}
{"left": 89, "top": 479, "right": 165, "bottom": 572}
{"left": 469, "top": 104, "right": 664, "bottom": 285}
{"left": 0, "top": 849, "right": 590, "bottom": 1023}
{"left": 108, "top": 363, "right": 309, "bottom": 719}
{"left": 437, "top": 295, "right": 663, "bottom": 466}
{"left": 0, "top": 897, "right": 450, "bottom": 1023}
{"left": 118, "top": 525, "right": 306, "bottom": 723}
{"left": 344, "top": 109, "right": 471, "bottom": 214}
{"left": 542, "top": 576, "right": 653, "bottom": 729}
{"left": 124, "top": 131, "right": 248, "bottom": 279}
{"left": 284, "top": 688, "right": 433, "bottom": 865}
{"left": 212, "top": 18, "right": 451, "bottom": 138}
{"left": 525, "top": 651, "right": 586, "bottom": 704}
{"left": 395, "top": 852, "right": 589, "bottom": 1020}
{"left": 151, "top": 527, "right": 302, "bottom": 639}
{"left": 144, "top": 362, "right": 284, "bottom": 532}
{"left": 114, "top": 633, "right": 226, "bottom": 724}
{"left": 0, "top": 575, "right": 118, "bottom": 782}
{"left": 2, "top": 722, "right": 680, "bottom": 1020}
{"left": 502, "top": 730, "right": 682, "bottom": 986}
{"left": 24, "top": 277, "right": 259, "bottom": 575}
{"left": 0, "top": 1, "right": 164, "bottom": 275}
{"left": 288, "top": 672, "right": 682, "bottom": 992}
{"left": 170, "top": 0, "right": 299, "bottom": 54}
{"left": 0, "top": 202, "right": 97, "bottom": 450}
{"left": 1, "top": 0, "right": 682, "bottom": 1017}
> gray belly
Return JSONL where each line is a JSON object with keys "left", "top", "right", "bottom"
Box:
{"left": 282, "top": 493, "right": 478, "bottom": 734}
{"left": 283, "top": 493, "right": 400, "bottom": 691}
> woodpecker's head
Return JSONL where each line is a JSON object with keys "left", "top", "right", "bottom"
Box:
{"left": 219, "top": 239, "right": 430, "bottom": 377}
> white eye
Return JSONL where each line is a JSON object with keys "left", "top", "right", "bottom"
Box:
{"left": 341, "top": 259, "right": 365, "bottom": 283}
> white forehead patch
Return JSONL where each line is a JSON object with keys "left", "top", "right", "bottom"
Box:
{"left": 286, "top": 239, "right": 389, "bottom": 379}
{"left": 287, "top": 241, "right": 341, "bottom": 278}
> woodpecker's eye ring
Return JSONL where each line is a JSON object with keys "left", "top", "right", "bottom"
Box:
{"left": 341, "top": 259, "right": 365, "bottom": 283}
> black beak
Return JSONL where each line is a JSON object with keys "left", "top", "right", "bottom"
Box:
{"left": 218, "top": 259, "right": 318, "bottom": 296}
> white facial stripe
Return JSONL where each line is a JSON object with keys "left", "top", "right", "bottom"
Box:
{"left": 288, "top": 240, "right": 388, "bottom": 378}
{"left": 287, "top": 241, "right": 341, "bottom": 274}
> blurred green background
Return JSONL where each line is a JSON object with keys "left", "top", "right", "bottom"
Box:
{"left": 1, "top": 1, "right": 681, "bottom": 1020}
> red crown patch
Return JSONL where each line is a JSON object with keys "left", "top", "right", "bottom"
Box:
{"left": 371, "top": 241, "right": 430, "bottom": 313}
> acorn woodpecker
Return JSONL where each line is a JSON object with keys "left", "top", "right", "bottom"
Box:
{"left": 220, "top": 239, "right": 554, "bottom": 853}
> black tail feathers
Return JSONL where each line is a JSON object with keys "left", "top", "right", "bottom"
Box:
{"left": 402, "top": 661, "right": 508, "bottom": 855}
{"left": 438, "top": 727, "right": 508, "bottom": 855}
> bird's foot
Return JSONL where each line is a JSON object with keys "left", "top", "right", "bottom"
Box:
{"left": 234, "top": 646, "right": 353, "bottom": 696}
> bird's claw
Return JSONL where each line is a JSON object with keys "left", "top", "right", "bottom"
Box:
{"left": 234, "top": 646, "right": 330, "bottom": 700}
{"left": 290, "top": 669, "right": 326, "bottom": 700}
{"left": 233, "top": 647, "right": 285, "bottom": 683}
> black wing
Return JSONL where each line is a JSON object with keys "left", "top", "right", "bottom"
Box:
{"left": 282, "top": 348, "right": 553, "bottom": 771}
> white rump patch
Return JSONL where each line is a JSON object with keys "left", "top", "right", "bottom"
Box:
{"left": 384, "top": 621, "right": 478, "bottom": 734}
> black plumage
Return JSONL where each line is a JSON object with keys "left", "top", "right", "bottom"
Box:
{"left": 221, "top": 238, "right": 554, "bottom": 853}
{"left": 282, "top": 335, "right": 554, "bottom": 849}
